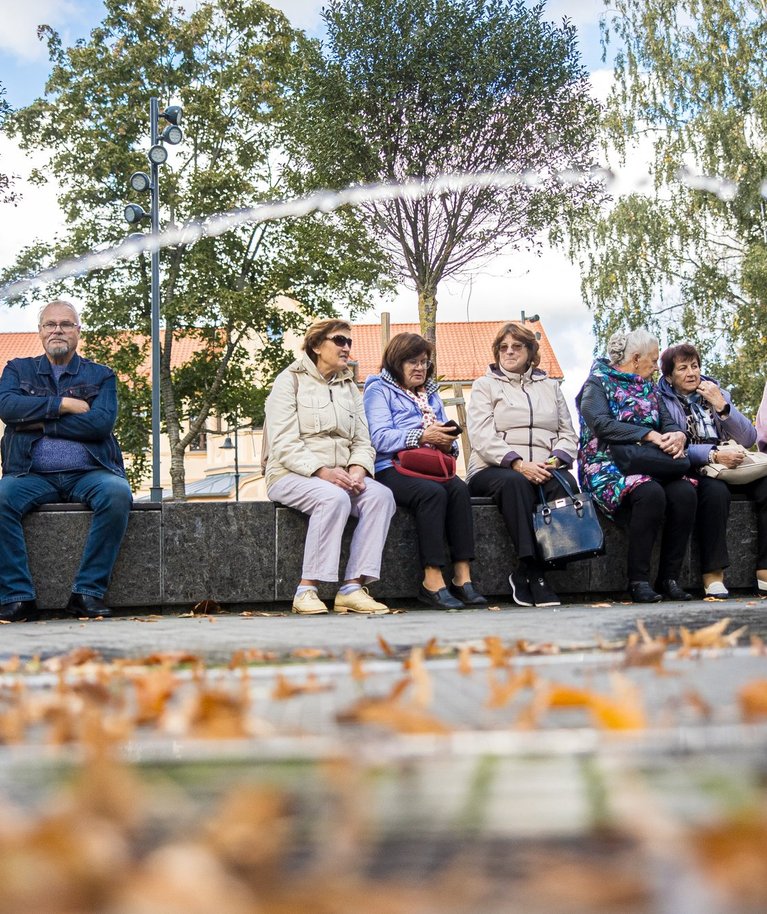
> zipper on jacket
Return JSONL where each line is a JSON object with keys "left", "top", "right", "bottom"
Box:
{"left": 522, "top": 383, "right": 534, "bottom": 460}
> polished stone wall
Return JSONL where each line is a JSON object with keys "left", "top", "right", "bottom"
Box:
{"left": 24, "top": 498, "right": 760, "bottom": 609}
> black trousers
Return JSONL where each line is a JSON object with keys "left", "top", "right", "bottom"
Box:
{"left": 618, "top": 479, "right": 697, "bottom": 582}
{"left": 376, "top": 468, "right": 476, "bottom": 569}
{"left": 467, "top": 466, "right": 578, "bottom": 563}
{"left": 695, "top": 475, "right": 767, "bottom": 572}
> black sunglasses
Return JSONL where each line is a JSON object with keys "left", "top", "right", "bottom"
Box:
{"left": 327, "top": 334, "right": 353, "bottom": 349}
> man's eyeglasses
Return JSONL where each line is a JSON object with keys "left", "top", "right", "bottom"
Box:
{"left": 405, "top": 359, "right": 433, "bottom": 370}
{"left": 327, "top": 335, "right": 353, "bottom": 349}
{"left": 41, "top": 321, "right": 79, "bottom": 332}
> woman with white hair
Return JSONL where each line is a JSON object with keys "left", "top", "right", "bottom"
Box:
{"left": 576, "top": 328, "right": 697, "bottom": 603}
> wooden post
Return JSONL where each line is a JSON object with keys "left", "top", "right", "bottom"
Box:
{"left": 380, "top": 311, "right": 391, "bottom": 355}
{"left": 452, "top": 381, "right": 470, "bottom": 468}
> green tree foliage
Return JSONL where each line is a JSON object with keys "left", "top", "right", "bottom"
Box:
{"left": 571, "top": 0, "right": 767, "bottom": 414}
{"left": 285, "top": 0, "right": 601, "bottom": 351}
{"left": 1, "top": 0, "right": 390, "bottom": 495}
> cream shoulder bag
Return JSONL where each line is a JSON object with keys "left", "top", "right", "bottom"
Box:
{"left": 699, "top": 440, "right": 767, "bottom": 483}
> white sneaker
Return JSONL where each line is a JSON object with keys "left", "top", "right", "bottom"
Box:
{"left": 704, "top": 581, "right": 729, "bottom": 597}
{"left": 333, "top": 587, "right": 389, "bottom": 614}
{"left": 292, "top": 590, "right": 329, "bottom": 615}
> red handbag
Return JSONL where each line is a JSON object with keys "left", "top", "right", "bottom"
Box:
{"left": 392, "top": 447, "right": 456, "bottom": 482}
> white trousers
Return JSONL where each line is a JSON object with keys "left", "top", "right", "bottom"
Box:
{"left": 268, "top": 473, "right": 396, "bottom": 583}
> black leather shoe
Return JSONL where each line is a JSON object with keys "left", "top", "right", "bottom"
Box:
{"left": 629, "top": 581, "right": 662, "bottom": 604}
{"left": 0, "top": 600, "right": 39, "bottom": 623}
{"left": 658, "top": 579, "right": 693, "bottom": 602}
{"left": 418, "top": 584, "right": 464, "bottom": 609}
{"left": 449, "top": 581, "right": 488, "bottom": 606}
{"left": 65, "top": 593, "right": 113, "bottom": 619}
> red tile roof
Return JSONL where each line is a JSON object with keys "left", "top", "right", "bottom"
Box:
{"left": 0, "top": 332, "right": 206, "bottom": 373}
{"left": 0, "top": 333, "right": 39, "bottom": 367}
{"left": 350, "top": 320, "right": 563, "bottom": 381}
{"left": 0, "top": 320, "right": 563, "bottom": 383}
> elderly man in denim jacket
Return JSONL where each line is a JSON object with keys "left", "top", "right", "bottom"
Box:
{"left": 0, "top": 300, "right": 132, "bottom": 622}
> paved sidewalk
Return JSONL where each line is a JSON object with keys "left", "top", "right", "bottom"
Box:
{"left": 1, "top": 595, "right": 764, "bottom": 662}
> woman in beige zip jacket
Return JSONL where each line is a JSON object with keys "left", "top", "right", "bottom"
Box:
{"left": 467, "top": 322, "right": 579, "bottom": 608}
{"left": 265, "top": 319, "right": 396, "bottom": 616}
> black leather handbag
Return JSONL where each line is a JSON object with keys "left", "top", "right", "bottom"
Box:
{"left": 609, "top": 441, "right": 690, "bottom": 480}
{"left": 533, "top": 470, "right": 605, "bottom": 565}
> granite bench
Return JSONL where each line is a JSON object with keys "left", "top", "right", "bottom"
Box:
{"left": 21, "top": 496, "right": 762, "bottom": 610}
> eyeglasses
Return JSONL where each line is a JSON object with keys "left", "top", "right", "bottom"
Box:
{"left": 41, "top": 321, "right": 80, "bottom": 332}
{"left": 499, "top": 343, "right": 527, "bottom": 354}
{"left": 327, "top": 335, "right": 353, "bottom": 349}
{"left": 405, "top": 359, "right": 432, "bottom": 370}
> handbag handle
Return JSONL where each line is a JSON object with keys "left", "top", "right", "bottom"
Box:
{"left": 537, "top": 468, "right": 584, "bottom": 512}
{"left": 537, "top": 467, "right": 576, "bottom": 502}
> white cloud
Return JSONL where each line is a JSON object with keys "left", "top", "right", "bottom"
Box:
{"left": 0, "top": 0, "right": 81, "bottom": 62}
{"left": 543, "top": 0, "right": 605, "bottom": 29}
{"left": 269, "top": 0, "right": 324, "bottom": 33}
{"left": 0, "top": 135, "right": 65, "bottom": 331}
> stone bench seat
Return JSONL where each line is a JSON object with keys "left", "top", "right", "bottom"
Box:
{"left": 18, "top": 496, "right": 762, "bottom": 610}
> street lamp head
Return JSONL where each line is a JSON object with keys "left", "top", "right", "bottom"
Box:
{"left": 124, "top": 231, "right": 148, "bottom": 253}
{"left": 129, "top": 171, "right": 151, "bottom": 193}
{"left": 161, "top": 124, "right": 183, "bottom": 145}
{"left": 124, "top": 203, "right": 148, "bottom": 225}
{"left": 219, "top": 436, "right": 235, "bottom": 450}
{"left": 161, "top": 105, "right": 183, "bottom": 126}
{"left": 148, "top": 144, "right": 168, "bottom": 165}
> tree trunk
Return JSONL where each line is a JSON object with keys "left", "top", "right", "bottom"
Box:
{"left": 161, "top": 325, "right": 186, "bottom": 501}
{"left": 418, "top": 285, "right": 438, "bottom": 372}
{"left": 169, "top": 442, "right": 187, "bottom": 501}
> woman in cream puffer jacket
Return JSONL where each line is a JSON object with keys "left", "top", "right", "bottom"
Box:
{"left": 264, "top": 318, "right": 395, "bottom": 616}
{"left": 467, "top": 322, "right": 579, "bottom": 608}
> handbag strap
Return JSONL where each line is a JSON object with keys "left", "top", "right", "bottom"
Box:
{"left": 537, "top": 467, "right": 577, "bottom": 506}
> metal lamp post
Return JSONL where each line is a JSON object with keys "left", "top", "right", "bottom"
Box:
{"left": 124, "top": 98, "right": 184, "bottom": 502}
{"left": 219, "top": 428, "right": 241, "bottom": 502}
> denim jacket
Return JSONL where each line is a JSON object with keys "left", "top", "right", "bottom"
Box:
{"left": 0, "top": 353, "right": 127, "bottom": 478}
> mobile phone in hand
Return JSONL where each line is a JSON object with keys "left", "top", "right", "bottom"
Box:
{"left": 443, "top": 420, "right": 462, "bottom": 436}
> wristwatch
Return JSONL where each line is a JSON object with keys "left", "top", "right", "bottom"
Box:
{"left": 708, "top": 448, "right": 718, "bottom": 465}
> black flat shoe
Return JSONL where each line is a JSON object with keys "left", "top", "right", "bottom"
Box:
{"left": 0, "top": 599, "right": 39, "bottom": 623}
{"left": 657, "top": 579, "right": 693, "bottom": 602}
{"left": 418, "top": 584, "right": 464, "bottom": 610}
{"left": 449, "top": 581, "right": 488, "bottom": 606}
{"left": 65, "top": 593, "right": 113, "bottom": 619}
{"left": 629, "top": 581, "right": 662, "bottom": 604}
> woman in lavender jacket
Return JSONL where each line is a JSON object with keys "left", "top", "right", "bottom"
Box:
{"left": 659, "top": 342, "right": 767, "bottom": 596}
{"left": 364, "top": 332, "right": 486, "bottom": 610}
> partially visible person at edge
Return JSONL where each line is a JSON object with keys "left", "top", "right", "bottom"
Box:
{"left": 264, "top": 318, "right": 396, "bottom": 615}
{"left": 659, "top": 342, "right": 767, "bottom": 597}
{"left": 0, "top": 300, "right": 132, "bottom": 622}
{"left": 363, "top": 332, "right": 487, "bottom": 610}
{"left": 465, "top": 321, "right": 579, "bottom": 608}
{"left": 576, "top": 328, "right": 696, "bottom": 604}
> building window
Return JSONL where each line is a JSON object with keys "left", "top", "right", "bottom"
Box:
{"left": 189, "top": 430, "right": 208, "bottom": 452}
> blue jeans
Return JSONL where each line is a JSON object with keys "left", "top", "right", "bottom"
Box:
{"left": 0, "top": 470, "right": 132, "bottom": 603}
